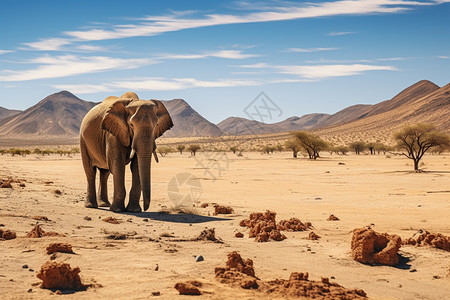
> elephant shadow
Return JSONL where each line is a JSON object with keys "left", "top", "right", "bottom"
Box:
{"left": 108, "top": 209, "right": 231, "bottom": 224}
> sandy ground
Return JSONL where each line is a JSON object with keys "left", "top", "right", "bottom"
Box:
{"left": 0, "top": 151, "right": 449, "bottom": 299}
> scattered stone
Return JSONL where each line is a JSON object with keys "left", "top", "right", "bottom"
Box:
{"left": 338, "top": 162, "right": 345, "bottom": 165}
{"left": 32, "top": 216, "right": 50, "bottom": 222}
{"left": 46, "top": 243, "right": 74, "bottom": 255}
{"left": 143, "top": 219, "right": 149, "bottom": 222}
{"left": 83, "top": 216, "right": 92, "bottom": 221}
{"left": 235, "top": 232, "right": 244, "bottom": 238}
{"left": 195, "top": 255, "right": 204, "bottom": 262}
{"left": 213, "top": 204, "right": 234, "bottom": 215}
{"left": 26, "top": 225, "right": 65, "bottom": 238}
{"left": 327, "top": 214, "right": 340, "bottom": 221}
{"left": 403, "top": 230, "right": 449, "bottom": 251}
{"left": 155, "top": 264, "right": 159, "bottom": 271}
{"left": 151, "top": 291, "right": 160, "bottom": 296}
{"left": 174, "top": 281, "right": 202, "bottom": 295}
{"left": 22, "top": 265, "right": 29, "bottom": 269}
{"left": 200, "top": 203, "right": 209, "bottom": 208}
{"left": 27, "top": 288, "right": 32, "bottom": 293}
{"left": 240, "top": 210, "right": 287, "bottom": 242}
{"left": 307, "top": 232, "right": 321, "bottom": 240}
{"left": 0, "top": 179, "right": 13, "bottom": 188}
{"left": 351, "top": 228, "right": 401, "bottom": 266}
{"left": 36, "top": 262, "right": 85, "bottom": 290}
{"left": 0, "top": 228, "right": 17, "bottom": 240}
{"left": 102, "top": 217, "right": 121, "bottom": 224}
{"left": 54, "top": 190, "right": 62, "bottom": 195}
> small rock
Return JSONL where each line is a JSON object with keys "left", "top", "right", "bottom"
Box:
{"left": 151, "top": 291, "right": 160, "bottom": 296}
{"left": 330, "top": 276, "right": 335, "bottom": 279}
{"left": 22, "top": 264, "right": 29, "bottom": 269}
{"left": 410, "top": 269, "right": 417, "bottom": 273}
{"left": 433, "top": 275, "right": 441, "bottom": 279}
{"left": 143, "top": 219, "right": 149, "bottom": 222}
{"left": 195, "top": 255, "right": 204, "bottom": 262}
{"left": 27, "top": 288, "right": 32, "bottom": 293}
{"left": 84, "top": 216, "right": 92, "bottom": 221}
{"left": 155, "top": 264, "right": 159, "bottom": 271}
{"left": 29, "top": 269, "right": 34, "bottom": 272}
{"left": 55, "top": 290, "right": 62, "bottom": 295}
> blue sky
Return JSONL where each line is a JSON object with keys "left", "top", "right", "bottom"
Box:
{"left": 0, "top": 0, "right": 449, "bottom": 123}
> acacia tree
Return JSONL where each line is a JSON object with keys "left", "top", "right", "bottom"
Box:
{"left": 394, "top": 124, "right": 450, "bottom": 172}
{"left": 188, "top": 144, "right": 201, "bottom": 156}
{"left": 284, "top": 139, "right": 301, "bottom": 158}
{"left": 292, "top": 131, "right": 328, "bottom": 160}
{"left": 349, "top": 141, "right": 366, "bottom": 155}
{"left": 176, "top": 145, "right": 185, "bottom": 154}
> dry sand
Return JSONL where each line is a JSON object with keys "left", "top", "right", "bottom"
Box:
{"left": 1, "top": 151, "right": 449, "bottom": 299}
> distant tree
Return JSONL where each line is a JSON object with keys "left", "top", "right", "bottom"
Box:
{"left": 262, "top": 145, "right": 276, "bottom": 154}
{"left": 230, "top": 146, "right": 238, "bottom": 154}
{"left": 176, "top": 145, "right": 186, "bottom": 154}
{"left": 292, "top": 131, "right": 328, "bottom": 160}
{"left": 394, "top": 124, "right": 450, "bottom": 172}
{"left": 275, "top": 144, "right": 284, "bottom": 152}
{"left": 349, "top": 141, "right": 366, "bottom": 155}
{"left": 188, "top": 144, "right": 201, "bottom": 156}
{"left": 284, "top": 139, "right": 301, "bottom": 158}
{"left": 366, "top": 142, "right": 376, "bottom": 155}
{"left": 157, "top": 146, "right": 172, "bottom": 157}
{"left": 373, "top": 143, "right": 392, "bottom": 155}
{"left": 0, "top": 149, "right": 5, "bottom": 155}
{"left": 336, "top": 145, "right": 349, "bottom": 155}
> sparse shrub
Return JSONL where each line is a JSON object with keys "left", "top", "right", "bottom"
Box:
{"left": 158, "top": 146, "right": 172, "bottom": 157}
{"left": 262, "top": 145, "right": 276, "bottom": 154}
{"left": 284, "top": 139, "right": 301, "bottom": 158}
{"left": 349, "top": 141, "right": 366, "bottom": 155}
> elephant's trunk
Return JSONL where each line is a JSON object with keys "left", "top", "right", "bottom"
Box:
{"left": 136, "top": 139, "right": 153, "bottom": 211}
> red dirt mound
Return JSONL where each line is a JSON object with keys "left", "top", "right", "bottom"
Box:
{"left": 213, "top": 204, "right": 234, "bottom": 215}
{"left": 235, "top": 232, "right": 244, "bottom": 238}
{"left": 306, "top": 232, "right": 321, "bottom": 240}
{"left": 102, "top": 217, "right": 121, "bottom": 224}
{"left": 327, "top": 214, "right": 340, "bottom": 221}
{"left": 26, "top": 225, "right": 65, "bottom": 238}
{"left": 404, "top": 230, "right": 449, "bottom": 251}
{"left": 277, "top": 218, "right": 312, "bottom": 231}
{"left": 0, "top": 178, "right": 24, "bottom": 188}
{"left": 0, "top": 228, "right": 17, "bottom": 240}
{"left": 197, "top": 228, "right": 222, "bottom": 243}
{"left": 174, "top": 280, "right": 202, "bottom": 295}
{"left": 215, "top": 251, "right": 258, "bottom": 289}
{"left": 37, "top": 261, "right": 85, "bottom": 290}
{"left": 264, "top": 272, "right": 366, "bottom": 299}
{"left": 240, "top": 210, "right": 286, "bottom": 242}
{"left": 351, "top": 228, "right": 401, "bottom": 266}
{"left": 46, "top": 243, "right": 74, "bottom": 254}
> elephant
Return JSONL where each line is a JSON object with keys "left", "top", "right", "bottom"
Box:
{"left": 79, "top": 92, "right": 173, "bottom": 212}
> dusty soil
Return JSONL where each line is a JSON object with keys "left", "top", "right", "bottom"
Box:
{"left": 0, "top": 152, "right": 449, "bottom": 299}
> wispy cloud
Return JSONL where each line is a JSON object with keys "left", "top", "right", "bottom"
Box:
{"left": 286, "top": 47, "right": 339, "bottom": 53}
{"left": 327, "top": 31, "right": 357, "bottom": 36}
{"left": 0, "top": 55, "right": 152, "bottom": 81}
{"left": 239, "top": 62, "right": 397, "bottom": 80}
{"left": 24, "top": 0, "right": 436, "bottom": 48}
{"left": 53, "top": 77, "right": 262, "bottom": 93}
{"left": 160, "top": 49, "right": 259, "bottom": 60}
{"left": 0, "top": 50, "right": 14, "bottom": 54}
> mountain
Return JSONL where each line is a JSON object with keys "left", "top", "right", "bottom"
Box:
{"left": 275, "top": 114, "right": 330, "bottom": 131}
{"left": 315, "top": 82, "right": 450, "bottom": 138}
{"left": 160, "top": 99, "right": 223, "bottom": 137}
{"left": 0, "top": 91, "right": 97, "bottom": 137}
{"left": 0, "top": 107, "right": 21, "bottom": 121}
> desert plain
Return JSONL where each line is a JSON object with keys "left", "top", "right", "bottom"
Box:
{"left": 0, "top": 150, "right": 449, "bottom": 299}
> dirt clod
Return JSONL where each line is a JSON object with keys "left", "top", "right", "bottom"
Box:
{"left": 200, "top": 203, "right": 209, "bottom": 208}
{"left": 235, "top": 232, "right": 244, "bottom": 238}
{"left": 36, "top": 261, "right": 85, "bottom": 290}
{"left": 213, "top": 204, "right": 234, "bottom": 215}
{"left": 174, "top": 281, "right": 202, "bottom": 295}
{"left": 240, "top": 210, "right": 287, "bottom": 242}
{"left": 307, "top": 232, "right": 321, "bottom": 240}
{"left": 26, "top": 225, "right": 65, "bottom": 238}
{"left": 277, "top": 218, "right": 312, "bottom": 231}
{"left": 46, "top": 243, "right": 74, "bottom": 254}
{"left": 0, "top": 228, "right": 17, "bottom": 240}
{"left": 327, "top": 214, "right": 340, "bottom": 221}
{"left": 196, "top": 228, "right": 222, "bottom": 243}
{"left": 404, "top": 230, "right": 449, "bottom": 251}
{"left": 351, "top": 228, "right": 401, "bottom": 266}
{"left": 102, "top": 217, "right": 121, "bottom": 224}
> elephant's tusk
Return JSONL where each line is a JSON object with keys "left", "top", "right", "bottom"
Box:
{"left": 153, "top": 150, "right": 159, "bottom": 163}
{"left": 130, "top": 149, "right": 136, "bottom": 159}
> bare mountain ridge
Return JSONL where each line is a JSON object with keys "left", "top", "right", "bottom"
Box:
{"left": 217, "top": 80, "right": 444, "bottom": 135}
{"left": 0, "top": 92, "right": 222, "bottom": 139}
{"left": 0, "top": 107, "right": 21, "bottom": 121}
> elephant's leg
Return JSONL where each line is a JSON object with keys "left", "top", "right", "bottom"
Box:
{"left": 98, "top": 169, "right": 111, "bottom": 207}
{"left": 126, "top": 156, "right": 142, "bottom": 212}
{"left": 110, "top": 164, "right": 126, "bottom": 212}
{"left": 81, "top": 140, "right": 98, "bottom": 208}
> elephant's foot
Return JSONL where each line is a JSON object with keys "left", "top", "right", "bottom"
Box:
{"left": 98, "top": 198, "right": 111, "bottom": 207}
{"left": 85, "top": 198, "right": 98, "bottom": 209}
{"left": 126, "top": 201, "right": 142, "bottom": 213}
{"left": 110, "top": 202, "right": 126, "bottom": 212}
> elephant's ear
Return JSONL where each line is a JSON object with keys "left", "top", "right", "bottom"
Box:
{"left": 152, "top": 100, "right": 173, "bottom": 138}
{"left": 101, "top": 101, "right": 131, "bottom": 146}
